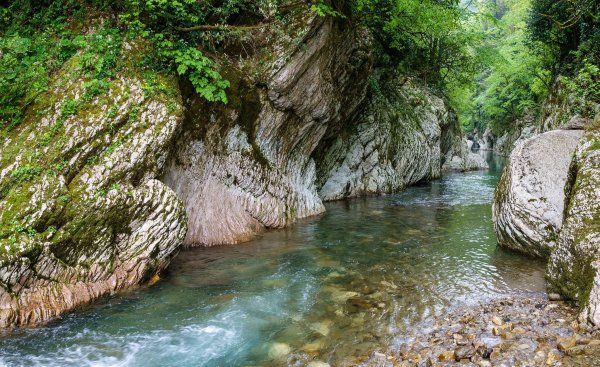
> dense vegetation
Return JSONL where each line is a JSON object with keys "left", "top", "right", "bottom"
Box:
{"left": 456, "top": 0, "right": 600, "bottom": 133}
{"left": 1, "top": 0, "right": 598, "bottom": 134}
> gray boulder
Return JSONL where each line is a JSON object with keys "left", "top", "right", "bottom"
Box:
{"left": 548, "top": 129, "right": 600, "bottom": 327}
{"left": 492, "top": 130, "right": 583, "bottom": 257}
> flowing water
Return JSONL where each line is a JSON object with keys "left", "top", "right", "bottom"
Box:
{"left": 0, "top": 153, "right": 547, "bottom": 367}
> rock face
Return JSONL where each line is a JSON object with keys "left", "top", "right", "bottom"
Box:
{"left": 162, "top": 16, "right": 374, "bottom": 246}
{"left": 0, "top": 12, "right": 478, "bottom": 326}
{"left": 441, "top": 137, "right": 488, "bottom": 173}
{"left": 492, "top": 130, "right": 583, "bottom": 257}
{"left": 0, "top": 41, "right": 187, "bottom": 327}
{"left": 492, "top": 122, "right": 600, "bottom": 327}
{"left": 315, "top": 76, "right": 486, "bottom": 201}
{"left": 548, "top": 129, "right": 600, "bottom": 327}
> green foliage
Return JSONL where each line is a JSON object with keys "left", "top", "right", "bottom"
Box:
{"left": 310, "top": 1, "right": 344, "bottom": 17}
{"left": 457, "top": 0, "right": 600, "bottom": 133}
{"left": 447, "top": 0, "right": 555, "bottom": 132}
{"left": 172, "top": 47, "right": 229, "bottom": 103}
{"left": 114, "top": 0, "right": 276, "bottom": 102}
{"left": 565, "top": 61, "right": 600, "bottom": 102}
{"left": 562, "top": 60, "right": 600, "bottom": 116}
{"left": 84, "top": 79, "right": 111, "bottom": 101}
{"left": 528, "top": 0, "right": 600, "bottom": 69}
{"left": 10, "top": 164, "right": 41, "bottom": 184}
{"left": 355, "top": 0, "right": 479, "bottom": 86}
{"left": 0, "top": 0, "right": 296, "bottom": 117}
{"left": 60, "top": 99, "right": 79, "bottom": 118}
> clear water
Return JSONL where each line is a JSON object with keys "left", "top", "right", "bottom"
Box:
{"left": 0, "top": 153, "right": 546, "bottom": 367}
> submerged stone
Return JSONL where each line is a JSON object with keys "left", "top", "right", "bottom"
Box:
{"left": 268, "top": 342, "right": 292, "bottom": 360}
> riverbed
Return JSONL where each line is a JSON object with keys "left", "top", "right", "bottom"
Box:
{"left": 0, "top": 154, "right": 547, "bottom": 366}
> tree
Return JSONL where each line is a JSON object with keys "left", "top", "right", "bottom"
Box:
{"left": 355, "top": 0, "right": 477, "bottom": 86}
{"left": 528, "top": 0, "right": 600, "bottom": 71}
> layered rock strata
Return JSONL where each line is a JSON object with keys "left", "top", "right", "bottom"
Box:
{"left": 0, "top": 42, "right": 187, "bottom": 327}
{"left": 162, "top": 16, "right": 373, "bottom": 245}
{"left": 315, "top": 76, "right": 486, "bottom": 201}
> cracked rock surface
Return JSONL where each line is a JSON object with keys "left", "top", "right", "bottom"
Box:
{"left": 492, "top": 130, "right": 583, "bottom": 258}
{"left": 0, "top": 39, "right": 187, "bottom": 327}
{"left": 548, "top": 129, "right": 600, "bottom": 327}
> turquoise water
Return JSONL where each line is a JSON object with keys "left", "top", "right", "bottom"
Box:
{"left": 0, "top": 154, "right": 546, "bottom": 366}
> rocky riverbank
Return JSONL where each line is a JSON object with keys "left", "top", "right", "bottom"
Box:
{"left": 362, "top": 296, "right": 600, "bottom": 367}
{"left": 0, "top": 6, "right": 486, "bottom": 327}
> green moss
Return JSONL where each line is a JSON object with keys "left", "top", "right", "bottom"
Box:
{"left": 0, "top": 30, "right": 183, "bottom": 264}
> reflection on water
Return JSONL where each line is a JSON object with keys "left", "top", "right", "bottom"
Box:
{"left": 0, "top": 155, "right": 547, "bottom": 367}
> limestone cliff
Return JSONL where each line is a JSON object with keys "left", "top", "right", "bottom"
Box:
{"left": 548, "top": 129, "right": 600, "bottom": 327}
{"left": 491, "top": 80, "right": 600, "bottom": 327}
{"left": 315, "top": 75, "right": 486, "bottom": 201}
{"left": 0, "top": 12, "right": 478, "bottom": 327}
{"left": 0, "top": 40, "right": 187, "bottom": 327}
{"left": 492, "top": 130, "right": 583, "bottom": 258}
{"left": 162, "top": 15, "right": 373, "bottom": 246}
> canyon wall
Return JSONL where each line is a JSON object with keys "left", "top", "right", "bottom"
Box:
{"left": 0, "top": 13, "right": 481, "bottom": 327}
{"left": 493, "top": 79, "right": 600, "bottom": 327}
{"left": 0, "top": 42, "right": 187, "bottom": 327}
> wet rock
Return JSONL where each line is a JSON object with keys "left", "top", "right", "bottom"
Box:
{"left": 302, "top": 340, "right": 324, "bottom": 353}
{"left": 268, "top": 342, "right": 292, "bottom": 360}
{"left": 363, "top": 351, "right": 391, "bottom": 367}
{"left": 332, "top": 290, "right": 360, "bottom": 303}
{"left": 307, "top": 361, "right": 331, "bottom": 367}
{"left": 310, "top": 320, "right": 332, "bottom": 336}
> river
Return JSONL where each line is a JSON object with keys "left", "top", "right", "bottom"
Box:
{"left": 0, "top": 153, "right": 547, "bottom": 366}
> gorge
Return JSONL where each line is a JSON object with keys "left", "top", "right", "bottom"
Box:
{"left": 0, "top": 0, "right": 599, "bottom": 366}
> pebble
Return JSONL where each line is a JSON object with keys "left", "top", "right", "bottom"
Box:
{"left": 557, "top": 335, "right": 577, "bottom": 351}
{"left": 492, "top": 316, "right": 503, "bottom": 325}
{"left": 438, "top": 350, "right": 455, "bottom": 362}
{"left": 301, "top": 340, "right": 324, "bottom": 353}
{"left": 548, "top": 293, "right": 563, "bottom": 301}
{"left": 454, "top": 345, "right": 475, "bottom": 360}
{"left": 360, "top": 296, "right": 600, "bottom": 367}
{"left": 268, "top": 342, "right": 291, "bottom": 359}
{"left": 546, "top": 350, "right": 561, "bottom": 365}
{"left": 310, "top": 320, "right": 332, "bottom": 336}
{"left": 565, "top": 345, "right": 594, "bottom": 356}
